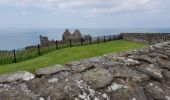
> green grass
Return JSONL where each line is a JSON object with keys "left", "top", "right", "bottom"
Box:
{"left": 0, "top": 40, "right": 147, "bottom": 74}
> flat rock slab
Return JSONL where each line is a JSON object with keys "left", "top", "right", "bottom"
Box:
{"left": 0, "top": 71, "right": 34, "bottom": 83}
{"left": 36, "top": 65, "right": 69, "bottom": 76}
{"left": 109, "top": 66, "right": 149, "bottom": 82}
{"left": 146, "top": 52, "right": 169, "bottom": 59}
{"left": 162, "top": 70, "right": 170, "bottom": 86}
{"left": 135, "top": 64, "right": 162, "bottom": 80}
{"left": 144, "top": 82, "right": 170, "bottom": 100}
{"left": 156, "top": 58, "right": 170, "bottom": 70}
{"left": 80, "top": 56, "right": 108, "bottom": 63}
{"left": 0, "top": 89, "right": 38, "bottom": 100}
{"left": 129, "top": 54, "right": 156, "bottom": 63}
{"left": 83, "top": 68, "right": 114, "bottom": 90}
{"left": 67, "top": 61, "right": 94, "bottom": 73}
{"left": 114, "top": 57, "right": 141, "bottom": 66}
{"left": 26, "top": 78, "right": 52, "bottom": 97}
{"left": 110, "top": 83, "right": 147, "bottom": 100}
{"left": 27, "top": 75, "right": 82, "bottom": 100}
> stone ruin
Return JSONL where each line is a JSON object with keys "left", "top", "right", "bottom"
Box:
{"left": 122, "top": 33, "right": 170, "bottom": 44}
{"left": 62, "top": 29, "right": 82, "bottom": 41}
{"left": 1, "top": 41, "right": 170, "bottom": 100}
{"left": 40, "top": 29, "right": 91, "bottom": 47}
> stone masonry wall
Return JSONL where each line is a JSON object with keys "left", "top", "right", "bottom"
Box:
{"left": 0, "top": 41, "right": 170, "bottom": 100}
{"left": 122, "top": 33, "right": 170, "bottom": 44}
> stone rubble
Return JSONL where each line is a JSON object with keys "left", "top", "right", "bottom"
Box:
{"left": 0, "top": 41, "right": 170, "bottom": 100}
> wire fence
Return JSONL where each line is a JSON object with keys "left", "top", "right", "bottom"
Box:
{"left": 0, "top": 34, "right": 123, "bottom": 65}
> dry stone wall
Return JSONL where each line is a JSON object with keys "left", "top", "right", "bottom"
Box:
{"left": 0, "top": 41, "right": 170, "bottom": 100}
{"left": 122, "top": 33, "right": 170, "bottom": 44}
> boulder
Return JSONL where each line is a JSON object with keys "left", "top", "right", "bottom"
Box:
{"left": 36, "top": 65, "right": 69, "bottom": 76}
{"left": 0, "top": 71, "right": 34, "bottom": 83}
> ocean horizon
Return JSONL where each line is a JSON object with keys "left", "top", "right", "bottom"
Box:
{"left": 0, "top": 28, "right": 170, "bottom": 50}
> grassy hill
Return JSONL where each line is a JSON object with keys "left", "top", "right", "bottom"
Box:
{"left": 0, "top": 40, "right": 147, "bottom": 74}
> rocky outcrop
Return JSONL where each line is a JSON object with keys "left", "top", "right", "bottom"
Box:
{"left": 0, "top": 41, "right": 170, "bottom": 100}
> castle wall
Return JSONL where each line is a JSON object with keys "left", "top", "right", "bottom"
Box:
{"left": 122, "top": 33, "right": 170, "bottom": 44}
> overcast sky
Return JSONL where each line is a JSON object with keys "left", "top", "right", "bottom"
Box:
{"left": 0, "top": 0, "right": 170, "bottom": 29}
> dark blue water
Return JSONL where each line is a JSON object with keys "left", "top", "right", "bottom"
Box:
{"left": 0, "top": 28, "right": 170, "bottom": 50}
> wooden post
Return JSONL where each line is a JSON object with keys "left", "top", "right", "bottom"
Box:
{"left": 56, "top": 40, "right": 58, "bottom": 50}
{"left": 13, "top": 49, "right": 16, "bottom": 63}
{"left": 89, "top": 37, "right": 92, "bottom": 45}
{"left": 97, "top": 37, "right": 99, "bottom": 43}
{"left": 114, "top": 35, "right": 116, "bottom": 40}
{"left": 69, "top": 39, "right": 72, "bottom": 47}
{"left": 109, "top": 35, "right": 111, "bottom": 41}
{"left": 81, "top": 38, "right": 83, "bottom": 46}
{"left": 38, "top": 44, "right": 41, "bottom": 55}
{"left": 104, "top": 36, "right": 106, "bottom": 42}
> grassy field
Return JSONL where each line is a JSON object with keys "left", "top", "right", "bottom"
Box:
{"left": 0, "top": 40, "right": 147, "bottom": 74}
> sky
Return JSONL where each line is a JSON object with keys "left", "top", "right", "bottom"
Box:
{"left": 0, "top": 0, "right": 170, "bottom": 29}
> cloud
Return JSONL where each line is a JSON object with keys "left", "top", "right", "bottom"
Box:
{"left": 0, "top": 0, "right": 166, "bottom": 15}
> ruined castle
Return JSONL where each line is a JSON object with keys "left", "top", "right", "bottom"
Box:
{"left": 40, "top": 29, "right": 91, "bottom": 47}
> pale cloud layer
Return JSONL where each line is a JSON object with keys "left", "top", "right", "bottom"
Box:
{"left": 0, "top": 0, "right": 167, "bottom": 14}
{"left": 0, "top": 0, "right": 170, "bottom": 28}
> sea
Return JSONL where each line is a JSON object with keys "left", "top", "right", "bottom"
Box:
{"left": 0, "top": 28, "right": 170, "bottom": 50}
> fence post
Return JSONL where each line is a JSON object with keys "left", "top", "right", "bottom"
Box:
{"left": 89, "top": 37, "right": 92, "bottom": 45}
{"left": 69, "top": 39, "right": 72, "bottom": 47}
{"left": 81, "top": 38, "right": 83, "bottom": 46}
{"left": 38, "top": 44, "right": 41, "bottom": 55}
{"left": 13, "top": 49, "right": 16, "bottom": 63}
{"left": 114, "top": 35, "right": 116, "bottom": 40}
{"left": 97, "top": 37, "right": 99, "bottom": 43}
{"left": 56, "top": 40, "right": 58, "bottom": 50}
{"left": 109, "top": 35, "right": 111, "bottom": 41}
{"left": 104, "top": 36, "right": 106, "bottom": 42}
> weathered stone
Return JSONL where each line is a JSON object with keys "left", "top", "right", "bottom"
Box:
{"left": 36, "top": 65, "right": 69, "bottom": 76}
{"left": 26, "top": 78, "right": 52, "bottom": 97}
{"left": 102, "top": 61, "right": 124, "bottom": 69}
{"left": 0, "top": 90, "right": 38, "bottom": 100}
{"left": 153, "top": 49, "right": 170, "bottom": 57}
{"left": 162, "top": 70, "right": 170, "bottom": 86}
{"left": 83, "top": 68, "right": 114, "bottom": 90}
{"left": 47, "top": 71, "right": 70, "bottom": 83}
{"left": 48, "top": 75, "right": 82, "bottom": 99}
{"left": 114, "top": 57, "right": 141, "bottom": 66}
{"left": 144, "top": 82, "right": 170, "bottom": 100}
{"left": 146, "top": 52, "right": 169, "bottom": 59}
{"left": 0, "top": 71, "right": 34, "bottom": 83}
{"left": 110, "top": 83, "right": 147, "bottom": 100}
{"left": 80, "top": 56, "right": 107, "bottom": 63}
{"left": 135, "top": 64, "right": 162, "bottom": 80}
{"left": 67, "top": 61, "right": 95, "bottom": 73}
{"left": 129, "top": 54, "right": 156, "bottom": 63}
{"left": 156, "top": 58, "right": 170, "bottom": 70}
{"left": 109, "top": 66, "right": 149, "bottom": 82}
